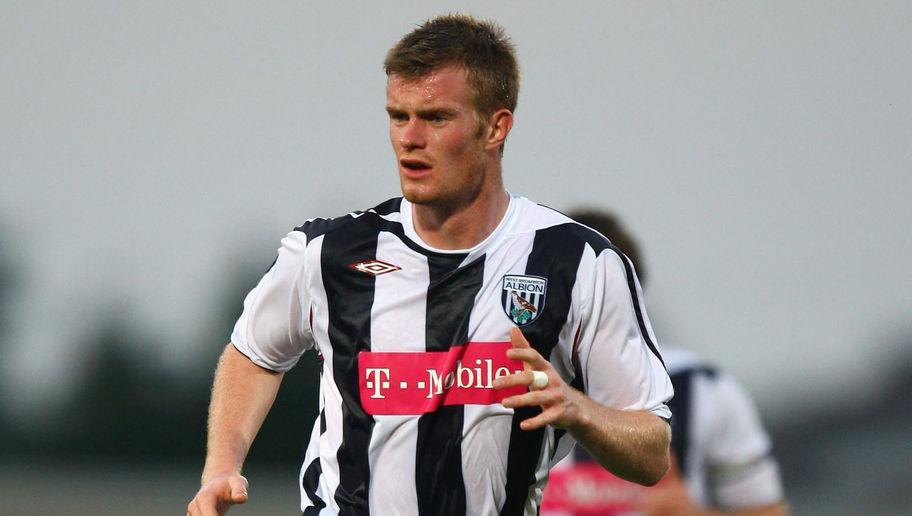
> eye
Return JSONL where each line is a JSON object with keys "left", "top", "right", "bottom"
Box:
{"left": 387, "top": 110, "right": 408, "bottom": 123}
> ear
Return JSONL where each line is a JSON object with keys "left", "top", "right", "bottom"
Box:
{"left": 485, "top": 108, "right": 514, "bottom": 151}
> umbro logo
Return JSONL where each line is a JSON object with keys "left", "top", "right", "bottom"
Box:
{"left": 349, "top": 259, "right": 401, "bottom": 276}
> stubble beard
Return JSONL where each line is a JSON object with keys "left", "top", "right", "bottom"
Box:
{"left": 401, "top": 153, "right": 488, "bottom": 217}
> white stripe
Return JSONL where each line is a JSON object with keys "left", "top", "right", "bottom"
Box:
{"left": 367, "top": 231, "right": 429, "bottom": 513}
{"left": 462, "top": 405, "right": 515, "bottom": 514}
{"left": 460, "top": 238, "right": 535, "bottom": 514}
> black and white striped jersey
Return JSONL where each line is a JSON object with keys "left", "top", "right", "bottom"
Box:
{"left": 231, "top": 194, "right": 673, "bottom": 516}
{"left": 660, "top": 346, "right": 784, "bottom": 508}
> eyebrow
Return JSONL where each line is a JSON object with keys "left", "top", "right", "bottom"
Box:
{"left": 385, "top": 106, "right": 458, "bottom": 117}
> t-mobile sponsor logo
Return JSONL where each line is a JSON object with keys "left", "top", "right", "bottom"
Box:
{"left": 358, "top": 341, "right": 525, "bottom": 415}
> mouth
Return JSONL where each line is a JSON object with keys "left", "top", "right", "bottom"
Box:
{"left": 400, "top": 157, "right": 432, "bottom": 176}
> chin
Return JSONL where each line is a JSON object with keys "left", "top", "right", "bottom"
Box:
{"left": 400, "top": 183, "right": 436, "bottom": 205}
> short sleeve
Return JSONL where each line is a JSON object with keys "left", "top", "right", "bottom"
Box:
{"left": 575, "top": 246, "right": 673, "bottom": 419}
{"left": 707, "top": 374, "right": 785, "bottom": 507}
{"left": 231, "top": 230, "right": 315, "bottom": 372}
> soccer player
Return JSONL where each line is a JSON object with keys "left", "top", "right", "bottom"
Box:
{"left": 187, "top": 15, "right": 673, "bottom": 516}
{"left": 541, "top": 210, "right": 788, "bottom": 516}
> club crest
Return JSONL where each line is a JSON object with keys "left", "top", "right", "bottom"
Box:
{"left": 501, "top": 275, "right": 547, "bottom": 325}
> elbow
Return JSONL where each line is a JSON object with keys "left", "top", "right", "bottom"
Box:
{"left": 637, "top": 448, "right": 670, "bottom": 486}
{"left": 635, "top": 419, "right": 672, "bottom": 486}
{"left": 605, "top": 452, "right": 668, "bottom": 487}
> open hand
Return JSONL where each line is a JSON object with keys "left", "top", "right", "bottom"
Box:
{"left": 493, "top": 327, "right": 582, "bottom": 431}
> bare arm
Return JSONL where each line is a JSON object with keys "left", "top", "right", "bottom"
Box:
{"left": 561, "top": 392, "right": 670, "bottom": 485}
{"left": 187, "top": 344, "right": 284, "bottom": 516}
{"left": 494, "top": 328, "right": 670, "bottom": 486}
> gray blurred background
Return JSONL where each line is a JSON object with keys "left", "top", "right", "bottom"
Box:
{"left": 1, "top": 1, "right": 910, "bottom": 514}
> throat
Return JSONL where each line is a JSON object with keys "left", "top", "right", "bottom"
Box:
{"left": 411, "top": 190, "right": 510, "bottom": 250}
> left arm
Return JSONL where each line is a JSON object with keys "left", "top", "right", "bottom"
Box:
{"left": 495, "top": 328, "right": 670, "bottom": 486}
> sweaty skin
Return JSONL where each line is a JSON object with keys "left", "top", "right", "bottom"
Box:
{"left": 386, "top": 65, "right": 512, "bottom": 250}
{"left": 188, "top": 63, "right": 671, "bottom": 514}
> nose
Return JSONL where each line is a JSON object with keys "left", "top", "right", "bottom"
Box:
{"left": 399, "top": 119, "right": 426, "bottom": 150}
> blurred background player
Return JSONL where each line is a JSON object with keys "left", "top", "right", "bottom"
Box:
{"left": 540, "top": 210, "right": 789, "bottom": 516}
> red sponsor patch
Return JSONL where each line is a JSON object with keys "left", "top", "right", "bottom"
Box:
{"left": 358, "top": 341, "right": 526, "bottom": 415}
{"left": 541, "top": 462, "right": 648, "bottom": 515}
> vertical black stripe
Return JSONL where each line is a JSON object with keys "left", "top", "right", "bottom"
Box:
{"left": 562, "top": 221, "right": 665, "bottom": 369}
{"left": 668, "top": 370, "right": 692, "bottom": 477}
{"left": 608, "top": 246, "right": 665, "bottom": 369}
{"left": 303, "top": 409, "right": 328, "bottom": 513}
{"left": 321, "top": 219, "right": 381, "bottom": 515}
{"left": 552, "top": 327, "right": 586, "bottom": 459}
{"left": 668, "top": 367, "right": 716, "bottom": 480}
{"left": 501, "top": 227, "right": 585, "bottom": 515}
{"left": 416, "top": 254, "right": 484, "bottom": 516}
{"left": 302, "top": 457, "right": 327, "bottom": 512}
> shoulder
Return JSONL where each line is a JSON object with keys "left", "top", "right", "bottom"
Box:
{"left": 509, "top": 196, "right": 618, "bottom": 257}
{"left": 293, "top": 197, "right": 403, "bottom": 241}
{"left": 664, "top": 346, "right": 759, "bottom": 415}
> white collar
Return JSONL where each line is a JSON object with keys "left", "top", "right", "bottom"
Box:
{"left": 400, "top": 194, "right": 517, "bottom": 263}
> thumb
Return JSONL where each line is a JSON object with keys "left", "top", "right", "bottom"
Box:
{"left": 229, "top": 475, "right": 249, "bottom": 503}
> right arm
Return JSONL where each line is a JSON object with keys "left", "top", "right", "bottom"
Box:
{"left": 186, "top": 344, "right": 284, "bottom": 516}
{"left": 188, "top": 229, "right": 315, "bottom": 515}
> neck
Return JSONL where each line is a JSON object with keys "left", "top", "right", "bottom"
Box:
{"left": 411, "top": 185, "right": 510, "bottom": 251}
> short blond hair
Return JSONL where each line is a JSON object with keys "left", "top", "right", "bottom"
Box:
{"left": 384, "top": 14, "right": 520, "bottom": 119}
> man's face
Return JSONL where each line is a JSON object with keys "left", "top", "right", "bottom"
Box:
{"left": 386, "top": 66, "right": 490, "bottom": 209}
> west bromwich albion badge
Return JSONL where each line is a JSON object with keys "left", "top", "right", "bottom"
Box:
{"left": 501, "top": 275, "right": 547, "bottom": 325}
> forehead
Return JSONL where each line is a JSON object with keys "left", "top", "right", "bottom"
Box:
{"left": 386, "top": 65, "right": 474, "bottom": 108}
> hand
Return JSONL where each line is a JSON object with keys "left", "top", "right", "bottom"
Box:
{"left": 187, "top": 474, "right": 249, "bottom": 516}
{"left": 493, "top": 327, "right": 582, "bottom": 431}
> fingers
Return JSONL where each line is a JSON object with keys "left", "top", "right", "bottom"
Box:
{"left": 492, "top": 369, "right": 538, "bottom": 390}
{"left": 502, "top": 328, "right": 573, "bottom": 431}
{"left": 516, "top": 406, "right": 562, "bottom": 430}
{"left": 187, "top": 475, "right": 248, "bottom": 516}
{"left": 508, "top": 328, "right": 549, "bottom": 365}
{"left": 509, "top": 327, "right": 530, "bottom": 350}
{"left": 501, "top": 388, "right": 560, "bottom": 408}
{"left": 229, "top": 475, "right": 249, "bottom": 503}
{"left": 506, "top": 347, "right": 544, "bottom": 364}
{"left": 187, "top": 494, "right": 219, "bottom": 516}
{"left": 530, "top": 370, "right": 549, "bottom": 390}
